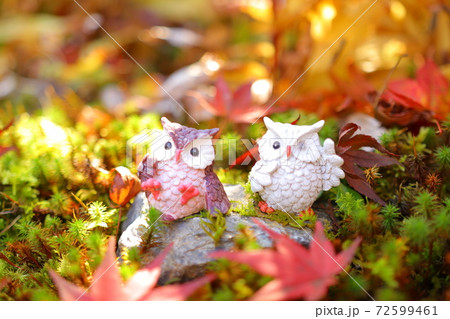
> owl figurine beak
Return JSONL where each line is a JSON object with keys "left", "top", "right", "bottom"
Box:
{"left": 286, "top": 145, "right": 292, "bottom": 158}
{"left": 175, "top": 149, "right": 182, "bottom": 162}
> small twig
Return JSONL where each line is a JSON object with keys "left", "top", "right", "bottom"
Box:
{"left": 0, "top": 252, "right": 16, "bottom": 268}
{"left": 373, "top": 54, "right": 408, "bottom": 107}
{"left": 433, "top": 119, "right": 443, "bottom": 135}
{"left": 0, "top": 215, "right": 21, "bottom": 235}
{"left": 0, "top": 252, "right": 42, "bottom": 287}
{"left": 0, "top": 191, "right": 19, "bottom": 205}
{"left": 0, "top": 203, "right": 22, "bottom": 215}
{"left": 330, "top": 39, "right": 346, "bottom": 66}
{"left": 71, "top": 192, "right": 89, "bottom": 211}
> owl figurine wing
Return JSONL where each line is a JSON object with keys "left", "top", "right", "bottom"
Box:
{"left": 249, "top": 159, "right": 278, "bottom": 192}
{"left": 321, "top": 138, "right": 345, "bottom": 191}
{"left": 204, "top": 165, "right": 231, "bottom": 214}
{"left": 137, "top": 154, "right": 157, "bottom": 183}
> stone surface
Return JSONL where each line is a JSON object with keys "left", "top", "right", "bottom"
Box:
{"left": 118, "top": 184, "right": 328, "bottom": 283}
{"left": 223, "top": 184, "right": 249, "bottom": 207}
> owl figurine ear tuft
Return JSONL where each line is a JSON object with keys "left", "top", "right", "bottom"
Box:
{"left": 263, "top": 117, "right": 276, "bottom": 131}
{"left": 161, "top": 116, "right": 171, "bottom": 127}
{"left": 311, "top": 120, "right": 325, "bottom": 132}
{"left": 208, "top": 127, "right": 220, "bottom": 136}
{"left": 295, "top": 120, "right": 325, "bottom": 140}
{"left": 160, "top": 116, "right": 173, "bottom": 131}
{"left": 198, "top": 127, "right": 219, "bottom": 139}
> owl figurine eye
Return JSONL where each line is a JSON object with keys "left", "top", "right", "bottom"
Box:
{"left": 257, "top": 133, "right": 284, "bottom": 161}
{"left": 164, "top": 141, "right": 172, "bottom": 150}
{"left": 272, "top": 141, "right": 280, "bottom": 149}
{"left": 190, "top": 147, "right": 199, "bottom": 157}
{"left": 151, "top": 131, "right": 176, "bottom": 161}
{"left": 182, "top": 138, "right": 215, "bottom": 169}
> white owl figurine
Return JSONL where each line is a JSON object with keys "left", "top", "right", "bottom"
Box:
{"left": 137, "top": 117, "right": 230, "bottom": 221}
{"left": 249, "top": 117, "right": 345, "bottom": 214}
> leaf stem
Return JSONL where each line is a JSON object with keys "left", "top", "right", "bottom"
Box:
{"left": 115, "top": 206, "right": 123, "bottom": 238}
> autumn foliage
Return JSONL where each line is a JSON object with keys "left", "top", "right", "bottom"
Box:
{"left": 50, "top": 238, "right": 214, "bottom": 301}
{"left": 211, "top": 219, "right": 361, "bottom": 301}
{"left": 336, "top": 123, "right": 400, "bottom": 205}
{"left": 109, "top": 167, "right": 141, "bottom": 207}
{"left": 377, "top": 59, "right": 449, "bottom": 130}
{"left": 189, "top": 77, "right": 274, "bottom": 124}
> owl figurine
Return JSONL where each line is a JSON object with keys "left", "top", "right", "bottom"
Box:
{"left": 249, "top": 117, "right": 345, "bottom": 215}
{"left": 137, "top": 117, "right": 230, "bottom": 221}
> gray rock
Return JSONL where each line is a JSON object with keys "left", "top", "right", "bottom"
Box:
{"left": 120, "top": 192, "right": 149, "bottom": 232}
{"left": 118, "top": 184, "right": 328, "bottom": 283}
{"left": 223, "top": 183, "right": 249, "bottom": 206}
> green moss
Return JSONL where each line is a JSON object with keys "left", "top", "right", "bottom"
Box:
{"left": 0, "top": 100, "right": 449, "bottom": 300}
{"left": 435, "top": 146, "right": 450, "bottom": 168}
{"left": 200, "top": 210, "right": 227, "bottom": 246}
{"left": 375, "top": 288, "right": 407, "bottom": 301}
{"left": 233, "top": 197, "right": 316, "bottom": 230}
{"left": 413, "top": 190, "right": 438, "bottom": 218}
{"left": 433, "top": 202, "right": 450, "bottom": 235}
{"left": 380, "top": 204, "right": 401, "bottom": 233}
{"left": 246, "top": 122, "right": 265, "bottom": 141}
{"left": 216, "top": 168, "right": 247, "bottom": 184}
{"left": 401, "top": 217, "right": 431, "bottom": 247}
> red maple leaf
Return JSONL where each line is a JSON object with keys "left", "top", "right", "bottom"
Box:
{"left": 336, "top": 123, "right": 400, "bottom": 205}
{"left": 49, "top": 237, "right": 214, "bottom": 301}
{"left": 280, "top": 63, "right": 377, "bottom": 119}
{"left": 211, "top": 219, "right": 361, "bottom": 301}
{"left": 229, "top": 143, "right": 260, "bottom": 169}
{"left": 377, "top": 59, "right": 448, "bottom": 130}
{"left": 188, "top": 77, "right": 274, "bottom": 124}
{"left": 330, "top": 62, "right": 377, "bottom": 115}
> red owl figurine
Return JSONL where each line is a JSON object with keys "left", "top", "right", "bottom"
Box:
{"left": 137, "top": 117, "right": 230, "bottom": 221}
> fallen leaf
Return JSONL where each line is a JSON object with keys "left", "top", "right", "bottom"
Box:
{"left": 280, "top": 90, "right": 344, "bottom": 119}
{"left": 377, "top": 59, "right": 449, "bottom": 129}
{"left": 211, "top": 219, "right": 361, "bottom": 301}
{"left": 336, "top": 123, "right": 400, "bottom": 205}
{"left": 330, "top": 62, "right": 376, "bottom": 115}
{"left": 229, "top": 142, "right": 260, "bottom": 169}
{"left": 109, "top": 166, "right": 141, "bottom": 206}
{"left": 281, "top": 63, "right": 376, "bottom": 119}
{"left": 188, "top": 77, "right": 274, "bottom": 124}
{"left": 49, "top": 237, "right": 214, "bottom": 301}
{"left": 416, "top": 59, "right": 448, "bottom": 112}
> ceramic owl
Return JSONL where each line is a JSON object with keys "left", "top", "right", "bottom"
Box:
{"left": 137, "top": 117, "right": 230, "bottom": 221}
{"left": 249, "top": 117, "right": 345, "bottom": 214}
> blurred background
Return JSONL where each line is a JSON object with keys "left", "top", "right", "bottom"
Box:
{"left": 0, "top": 0, "right": 448, "bottom": 121}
